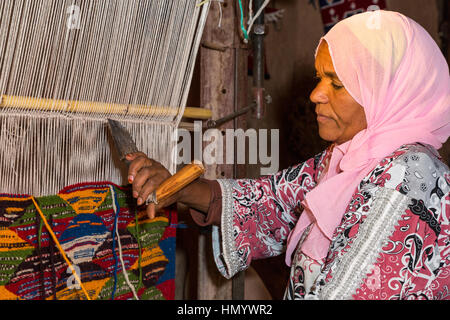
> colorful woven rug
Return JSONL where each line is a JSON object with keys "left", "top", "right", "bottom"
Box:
{"left": 0, "top": 182, "right": 176, "bottom": 300}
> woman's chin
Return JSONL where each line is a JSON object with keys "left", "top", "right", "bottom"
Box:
{"left": 318, "top": 129, "right": 338, "bottom": 143}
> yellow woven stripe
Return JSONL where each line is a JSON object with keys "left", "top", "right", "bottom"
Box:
{"left": 0, "top": 227, "right": 33, "bottom": 252}
{"left": 49, "top": 278, "right": 110, "bottom": 300}
{"left": 130, "top": 245, "right": 168, "bottom": 270}
{"left": 0, "top": 197, "right": 32, "bottom": 201}
{"left": 127, "top": 216, "right": 168, "bottom": 228}
{"left": 0, "top": 286, "right": 20, "bottom": 300}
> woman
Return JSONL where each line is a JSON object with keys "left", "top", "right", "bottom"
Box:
{"left": 127, "top": 10, "right": 450, "bottom": 299}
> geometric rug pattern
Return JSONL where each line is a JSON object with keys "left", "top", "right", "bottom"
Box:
{"left": 0, "top": 182, "right": 176, "bottom": 300}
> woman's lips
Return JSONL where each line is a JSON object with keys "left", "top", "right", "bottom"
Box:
{"left": 316, "top": 114, "right": 332, "bottom": 123}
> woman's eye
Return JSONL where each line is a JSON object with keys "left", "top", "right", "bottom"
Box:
{"left": 332, "top": 83, "right": 344, "bottom": 90}
{"left": 314, "top": 75, "right": 343, "bottom": 90}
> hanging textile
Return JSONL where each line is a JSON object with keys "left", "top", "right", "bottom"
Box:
{"left": 318, "top": 0, "right": 387, "bottom": 33}
{"left": 0, "top": 182, "right": 176, "bottom": 300}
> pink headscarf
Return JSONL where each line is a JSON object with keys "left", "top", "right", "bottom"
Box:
{"left": 286, "top": 10, "right": 450, "bottom": 265}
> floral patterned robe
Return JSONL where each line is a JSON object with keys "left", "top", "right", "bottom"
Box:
{"left": 210, "top": 143, "right": 450, "bottom": 300}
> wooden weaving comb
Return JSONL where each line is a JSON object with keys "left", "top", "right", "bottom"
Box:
{"left": 107, "top": 119, "right": 205, "bottom": 205}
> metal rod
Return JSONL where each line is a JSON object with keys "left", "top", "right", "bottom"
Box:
{"left": 205, "top": 102, "right": 256, "bottom": 129}
{"left": 232, "top": 44, "right": 245, "bottom": 302}
{"left": 252, "top": 0, "right": 266, "bottom": 120}
{"left": 252, "top": 0, "right": 265, "bottom": 89}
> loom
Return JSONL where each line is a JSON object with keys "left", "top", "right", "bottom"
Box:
{"left": 0, "top": 0, "right": 272, "bottom": 301}
{"left": 0, "top": 0, "right": 211, "bottom": 196}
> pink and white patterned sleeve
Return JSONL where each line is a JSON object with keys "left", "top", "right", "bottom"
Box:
{"left": 309, "top": 144, "right": 450, "bottom": 300}
{"left": 212, "top": 149, "right": 330, "bottom": 279}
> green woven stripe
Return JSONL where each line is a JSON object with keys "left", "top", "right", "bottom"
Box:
{"left": 127, "top": 221, "right": 168, "bottom": 248}
{"left": 97, "top": 271, "right": 163, "bottom": 300}
{"left": 139, "top": 286, "right": 165, "bottom": 300}
{"left": 0, "top": 248, "right": 34, "bottom": 285}
{"left": 9, "top": 195, "right": 74, "bottom": 228}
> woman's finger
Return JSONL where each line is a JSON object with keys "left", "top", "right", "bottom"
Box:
{"left": 136, "top": 176, "right": 160, "bottom": 206}
{"left": 146, "top": 202, "right": 156, "bottom": 220}
{"left": 128, "top": 155, "right": 153, "bottom": 183}
{"left": 132, "top": 166, "right": 157, "bottom": 200}
{"left": 125, "top": 151, "right": 148, "bottom": 160}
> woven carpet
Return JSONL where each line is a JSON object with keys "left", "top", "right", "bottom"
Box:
{"left": 0, "top": 182, "right": 176, "bottom": 300}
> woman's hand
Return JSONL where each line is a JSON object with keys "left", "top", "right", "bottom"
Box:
{"left": 126, "top": 152, "right": 213, "bottom": 219}
{"left": 126, "top": 152, "right": 174, "bottom": 219}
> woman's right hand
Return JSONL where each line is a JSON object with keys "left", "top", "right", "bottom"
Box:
{"left": 126, "top": 152, "right": 175, "bottom": 219}
{"left": 126, "top": 152, "right": 213, "bottom": 219}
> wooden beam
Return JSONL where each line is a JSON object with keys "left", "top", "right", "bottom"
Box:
{"left": 1, "top": 95, "right": 213, "bottom": 120}
{"left": 197, "top": 0, "right": 248, "bottom": 300}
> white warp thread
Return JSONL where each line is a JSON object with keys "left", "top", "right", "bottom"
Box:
{"left": 0, "top": 0, "right": 211, "bottom": 196}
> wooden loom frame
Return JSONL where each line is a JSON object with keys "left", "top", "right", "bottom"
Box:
{"left": 0, "top": 1, "right": 249, "bottom": 301}
{"left": 175, "top": 0, "right": 250, "bottom": 300}
{"left": 0, "top": 95, "right": 213, "bottom": 120}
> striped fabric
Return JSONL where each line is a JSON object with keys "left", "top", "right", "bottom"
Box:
{"left": 0, "top": 182, "right": 176, "bottom": 300}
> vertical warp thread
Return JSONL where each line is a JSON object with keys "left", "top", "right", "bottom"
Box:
{"left": 0, "top": 1, "right": 211, "bottom": 196}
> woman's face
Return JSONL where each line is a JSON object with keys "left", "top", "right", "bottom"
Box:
{"left": 310, "top": 41, "right": 367, "bottom": 145}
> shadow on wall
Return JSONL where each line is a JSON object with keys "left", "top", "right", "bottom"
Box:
{"left": 283, "top": 65, "right": 329, "bottom": 167}
{"left": 250, "top": 66, "right": 329, "bottom": 301}
{"left": 281, "top": 63, "right": 450, "bottom": 167}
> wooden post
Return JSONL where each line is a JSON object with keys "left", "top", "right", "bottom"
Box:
{"left": 198, "top": 0, "right": 248, "bottom": 300}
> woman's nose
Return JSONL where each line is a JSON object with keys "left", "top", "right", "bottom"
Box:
{"left": 310, "top": 83, "right": 329, "bottom": 105}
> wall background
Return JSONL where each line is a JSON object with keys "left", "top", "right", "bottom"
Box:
{"left": 244, "top": 0, "right": 449, "bottom": 300}
{"left": 248, "top": 0, "right": 447, "bottom": 176}
{"left": 183, "top": 0, "right": 450, "bottom": 300}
